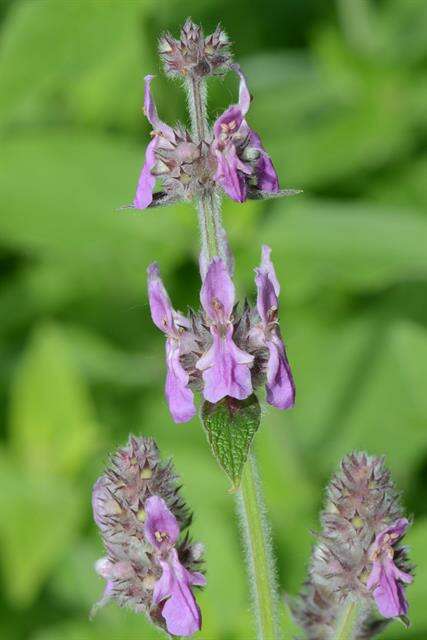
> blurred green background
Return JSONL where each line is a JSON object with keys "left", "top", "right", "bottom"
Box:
{"left": 0, "top": 0, "right": 426, "bottom": 638}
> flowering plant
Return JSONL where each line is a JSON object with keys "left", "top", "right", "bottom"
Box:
{"left": 91, "top": 18, "right": 414, "bottom": 640}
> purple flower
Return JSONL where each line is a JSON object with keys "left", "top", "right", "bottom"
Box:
{"left": 144, "top": 496, "right": 206, "bottom": 637}
{"left": 148, "top": 263, "right": 196, "bottom": 423}
{"left": 367, "top": 518, "right": 413, "bottom": 619}
{"left": 212, "top": 65, "right": 280, "bottom": 203}
{"left": 252, "top": 245, "right": 295, "bottom": 409}
{"left": 196, "top": 258, "right": 254, "bottom": 403}
{"left": 134, "top": 76, "right": 177, "bottom": 209}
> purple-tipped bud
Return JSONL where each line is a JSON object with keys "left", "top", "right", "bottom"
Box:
{"left": 159, "top": 19, "right": 231, "bottom": 79}
{"left": 92, "top": 436, "right": 205, "bottom": 637}
{"left": 292, "top": 452, "right": 414, "bottom": 639}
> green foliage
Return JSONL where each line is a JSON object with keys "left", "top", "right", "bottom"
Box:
{"left": 10, "top": 323, "right": 97, "bottom": 477}
{"left": 202, "top": 395, "right": 261, "bottom": 490}
{"left": 0, "top": 0, "right": 427, "bottom": 638}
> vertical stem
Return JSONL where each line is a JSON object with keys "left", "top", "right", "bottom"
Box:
{"left": 186, "top": 76, "right": 228, "bottom": 270}
{"left": 187, "top": 73, "right": 280, "bottom": 639}
{"left": 237, "top": 453, "right": 281, "bottom": 640}
{"left": 333, "top": 599, "right": 361, "bottom": 640}
{"left": 187, "top": 76, "right": 208, "bottom": 142}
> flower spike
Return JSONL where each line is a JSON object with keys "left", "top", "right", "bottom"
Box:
{"left": 92, "top": 437, "right": 205, "bottom": 637}
{"left": 293, "top": 453, "right": 414, "bottom": 639}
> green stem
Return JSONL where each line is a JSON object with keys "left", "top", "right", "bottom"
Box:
{"left": 333, "top": 599, "right": 361, "bottom": 640}
{"left": 187, "top": 72, "right": 280, "bottom": 640}
{"left": 237, "top": 453, "right": 281, "bottom": 640}
{"left": 186, "top": 76, "right": 227, "bottom": 267}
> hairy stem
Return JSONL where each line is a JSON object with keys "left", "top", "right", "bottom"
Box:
{"left": 333, "top": 599, "right": 361, "bottom": 640}
{"left": 187, "top": 76, "right": 208, "bottom": 143}
{"left": 237, "top": 453, "right": 281, "bottom": 640}
{"left": 186, "top": 76, "right": 229, "bottom": 270}
{"left": 187, "top": 73, "right": 280, "bottom": 639}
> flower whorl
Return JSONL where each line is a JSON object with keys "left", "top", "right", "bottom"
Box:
{"left": 92, "top": 436, "right": 205, "bottom": 637}
{"left": 292, "top": 452, "right": 413, "bottom": 640}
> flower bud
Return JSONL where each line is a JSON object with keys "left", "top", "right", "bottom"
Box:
{"left": 158, "top": 19, "right": 231, "bottom": 79}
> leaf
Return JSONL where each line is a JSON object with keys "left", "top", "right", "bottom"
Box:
{"left": 201, "top": 395, "right": 261, "bottom": 490}
{"left": 0, "top": 131, "right": 195, "bottom": 299}
{"left": 255, "top": 198, "right": 427, "bottom": 301}
{"left": 10, "top": 323, "right": 97, "bottom": 479}
{"left": 0, "top": 0, "right": 152, "bottom": 132}
{"left": 0, "top": 452, "right": 82, "bottom": 606}
{"left": 321, "top": 320, "right": 427, "bottom": 479}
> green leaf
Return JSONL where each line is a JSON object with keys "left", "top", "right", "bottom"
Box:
{"left": 201, "top": 395, "right": 261, "bottom": 490}
{"left": 0, "top": 452, "right": 82, "bottom": 606}
{"left": 0, "top": 131, "right": 195, "bottom": 299}
{"left": 10, "top": 323, "right": 97, "bottom": 478}
{"left": 0, "top": 0, "right": 152, "bottom": 132}
{"left": 321, "top": 320, "right": 427, "bottom": 478}
{"left": 257, "top": 198, "right": 427, "bottom": 301}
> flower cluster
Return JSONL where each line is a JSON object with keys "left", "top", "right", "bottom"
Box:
{"left": 148, "top": 244, "right": 295, "bottom": 422}
{"left": 159, "top": 19, "right": 231, "bottom": 79}
{"left": 92, "top": 436, "right": 205, "bottom": 637}
{"left": 292, "top": 452, "right": 413, "bottom": 639}
{"left": 132, "top": 63, "right": 289, "bottom": 210}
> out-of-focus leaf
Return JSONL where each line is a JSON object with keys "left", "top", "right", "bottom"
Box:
{"left": 0, "top": 131, "right": 195, "bottom": 298}
{"left": 382, "top": 0, "right": 427, "bottom": 66}
{"left": 255, "top": 198, "right": 427, "bottom": 301}
{"left": 0, "top": 453, "right": 82, "bottom": 606}
{"left": 31, "top": 608, "right": 162, "bottom": 640}
{"left": 50, "top": 538, "right": 107, "bottom": 610}
{"left": 255, "top": 421, "right": 317, "bottom": 592}
{"left": 63, "top": 325, "right": 162, "bottom": 387}
{"left": 322, "top": 320, "right": 427, "bottom": 477}
{"left": 10, "top": 323, "right": 97, "bottom": 478}
{"left": 244, "top": 30, "right": 420, "bottom": 189}
{"left": 370, "top": 156, "right": 427, "bottom": 211}
{"left": 0, "top": 0, "right": 152, "bottom": 132}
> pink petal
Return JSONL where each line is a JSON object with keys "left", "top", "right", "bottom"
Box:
{"left": 213, "top": 145, "right": 250, "bottom": 203}
{"left": 254, "top": 265, "right": 278, "bottom": 325}
{"left": 196, "top": 325, "right": 253, "bottom": 403}
{"left": 165, "top": 340, "right": 196, "bottom": 423}
{"left": 133, "top": 136, "right": 158, "bottom": 209}
{"left": 200, "top": 258, "right": 235, "bottom": 323}
{"left": 143, "top": 75, "right": 175, "bottom": 140}
{"left": 144, "top": 496, "right": 180, "bottom": 549}
{"left": 147, "top": 262, "right": 175, "bottom": 334}
{"left": 265, "top": 334, "right": 295, "bottom": 410}
{"left": 259, "top": 245, "right": 280, "bottom": 296}
{"left": 153, "top": 549, "right": 203, "bottom": 637}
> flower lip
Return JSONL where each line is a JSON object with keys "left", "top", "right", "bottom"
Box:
{"left": 367, "top": 518, "right": 413, "bottom": 619}
{"left": 144, "top": 495, "right": 180, "bottom": 551}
